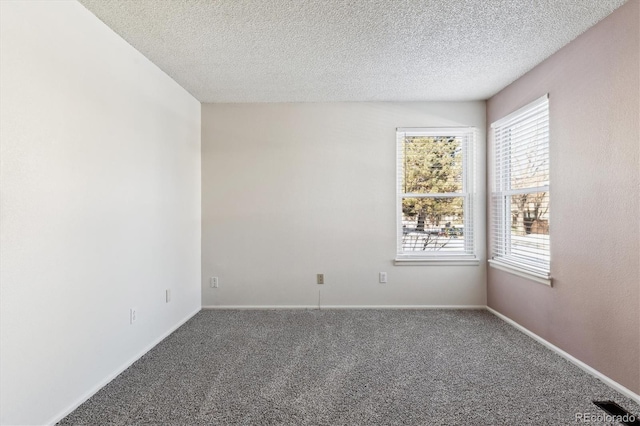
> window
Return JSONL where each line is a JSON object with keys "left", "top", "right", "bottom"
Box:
{"left": 490, "top": 95, "right": 550, "bottom": 284}
{"left": 396, "top": 128, "right": 475, "bottom": 263}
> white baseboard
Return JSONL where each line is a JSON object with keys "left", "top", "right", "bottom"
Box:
{"left": 320, "top": 305, "right": 486, "bottom": 309}
{"left": 47, "top": 307, "right": 201, "bottom": 425}
{"left": 202, "top": 305, "right": 486, "bottom": 310}
{"left": 486, "top": 306, "right": 640, "bottom": 405}
{"left": 202, "top": 305, "right": 319, "bottom": 310}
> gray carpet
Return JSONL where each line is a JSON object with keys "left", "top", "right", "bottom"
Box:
{"left": 59, "top": 309, "right": 639, "bottom": 425}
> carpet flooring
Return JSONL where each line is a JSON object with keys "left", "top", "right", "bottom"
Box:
{"left": 59, "top": 309, "right": 639, "bottom": 425}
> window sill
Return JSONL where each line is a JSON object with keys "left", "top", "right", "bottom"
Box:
{"left": 488, "top": 259, "right": 552, "bottom": 286}
{"left": 394, "top": 256, "right": 479, "bottom": 266}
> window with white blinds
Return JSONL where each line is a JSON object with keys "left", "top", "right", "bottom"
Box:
{"left": 396, "top": 128, "right": 475, "bottom": 261}
{"left": 490, "top": 95, "right": 550, "bottom": 281}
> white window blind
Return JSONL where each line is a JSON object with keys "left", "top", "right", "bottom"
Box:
{"left": 396, "top": 128, "right": 475, "bottom": 260}
{"left": 491, "top": 95, "right": 550, "bottom": 278}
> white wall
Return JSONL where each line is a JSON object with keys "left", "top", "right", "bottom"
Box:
{"left": 0, "top": 2, "right": 201, "bottom": 424}
{"left": 202, "top": 102, "right": 486, "bottom": 307}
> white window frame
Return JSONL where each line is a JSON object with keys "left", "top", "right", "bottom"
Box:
{"left": 489, "top": 95, "right": 551, "bottom": 285}
{"left": 395, "top": 127, "right": 477, "bottom": 266}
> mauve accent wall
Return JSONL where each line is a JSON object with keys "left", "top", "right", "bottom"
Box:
{"left": 487, "top": 0, "right": 639, "bottom": 394}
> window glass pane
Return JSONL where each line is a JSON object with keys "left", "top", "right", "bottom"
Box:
{"left": 403, "top": 136, "right": 463, "bottom": 194}
{"left": 508, "top": 192, "right": 549, "bottom": 265}
{"left": 401, "top": 197, "right": 465, "bottom": 252}
{"left": 508, "top": 123, "right": 549, "bottom": 189}
{"left": 491, "top": 96, "right": 550, "bottom": 274}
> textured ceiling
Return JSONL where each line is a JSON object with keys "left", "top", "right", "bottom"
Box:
{"left": 78, "top": 0, "right": 627, "bottom": 102}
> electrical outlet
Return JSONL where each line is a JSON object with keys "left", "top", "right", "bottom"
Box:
{"left": 166, "top": 289, "right": 171, "bottom": 303}
{"left": 210, "top": 277, "right": 219, "bottom": 288}
{"left": 130, "top": 308, "right": 137, "bottom": 324}
{"left": 317, "top": 274, "right": 324, "bottom": 285}
{"left": 379, "top": 272, "right": 387, "bottom": 283}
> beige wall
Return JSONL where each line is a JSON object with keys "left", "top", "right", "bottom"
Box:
{"left": 487, "top": 0, "right": 639, "bottom": 394}
{"left": 202, "top": 102, "right": 486, "bottom": 307}
{"left": 0, "top": 2, "right": 201, "bottom": 424}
